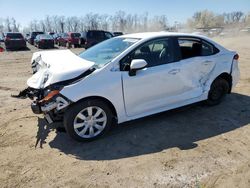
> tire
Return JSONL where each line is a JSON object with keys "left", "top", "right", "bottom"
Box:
{"left": 206, "top": 78, "right": 229, "bottom": 106}
{"left": 64, "top": 99, "right": 114, "bottom": 142}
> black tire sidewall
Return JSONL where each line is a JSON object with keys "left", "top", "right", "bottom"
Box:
{"left": 64, "top": 99, "right": 113, "bottom": 142}
{"left": 207, "top": 78, "right": 229, "bottom": 106}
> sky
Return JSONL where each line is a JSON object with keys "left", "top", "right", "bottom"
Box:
{"left": 0, "top": 0, "right": 249, "bottom": 27}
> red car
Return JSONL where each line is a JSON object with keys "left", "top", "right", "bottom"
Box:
{"left": 57, "top": 32, "right": 81, "bottom": 48}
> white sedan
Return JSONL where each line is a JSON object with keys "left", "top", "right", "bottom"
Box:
{"left": 18, "top": 32, "right": 240, "bottom": 141}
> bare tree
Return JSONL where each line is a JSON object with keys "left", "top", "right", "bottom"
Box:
{"left": 99, "top": 14, "right": 109, "bottom": 31}
{"left": 39, "top": 20, "right": 46, "bottom": 32}
{"left": 84, "top": 13, "right": 99, "bottom": 30}
{"left": 188, "top": 10, "right": 224, "bottom": 29}
{"left": 0, "top": 18, "right": 4, "bottom": 33}
{"left": 58, "top": 16, "right": 65, "bottom": 33}
{"left": 11, "top": 18, "right": 19, "bottom": 32}
{"left": 5, "top": 17, "right": 11, "bottom": 32}
{"left": 70, "top": 16, "right": 79, "bottom": 32}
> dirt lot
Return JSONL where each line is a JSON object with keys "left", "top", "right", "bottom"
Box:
{"left": 0, "top": 37, "right": 250, "bottom": 188}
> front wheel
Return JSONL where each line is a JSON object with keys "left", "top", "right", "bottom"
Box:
{"left": 64, "top": 99, "right": 113, "bottom": 142}
{"left": 206, "top": 78, "right": 229, "bottom": 106}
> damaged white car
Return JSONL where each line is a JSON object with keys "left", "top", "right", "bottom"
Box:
{"left": 14, "top": 32, "right": 240, "bottom": 141}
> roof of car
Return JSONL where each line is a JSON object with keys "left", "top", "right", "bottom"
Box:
{"left": 6, "top": 32, "right": 22, "bottom": 34}
{"left": 121, "top": 32, "right": 208, "bottom": 40}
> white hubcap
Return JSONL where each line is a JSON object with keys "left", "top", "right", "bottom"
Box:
{"left": 73, "top": 106, "right": 107, "bottom": 138}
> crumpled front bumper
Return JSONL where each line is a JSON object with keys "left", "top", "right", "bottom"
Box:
{"left": 12, "top": 87, "right": 71, "bottom": 123}
{"left": 31, "top": 101, "right": 42, "bottom": 114}
{"left": 31, "top": 96, "right": 70, "bottom": 124}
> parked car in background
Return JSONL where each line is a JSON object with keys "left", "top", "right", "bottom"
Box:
{"left": 48, "top": 32, "right": 55, "bottom": 36}
{"left": 80, "top": 30, "right": 114, "bottom": 48}
{"left": 19, "top": 32, "right": 240, "bottom": 141}
{"left": 25, "top": 33, "right": 30, "bottom": 41}
{"left": 52, "top": 33, "right": 61, "bottom": 45}
{"left": 113, "top": 32, "right": 124, "bottom": 36}
{"left": 34, "top": 34, "right": 54, "bottom": 49}
{"left": 57, "top": 32, "right": 81, "bottom": 48}
{"left": 79, "top": 32, "right": 87, "bottom": 47}
{"left": 4, "top": 32, "right": 26, "bottom": 50}
{"left": 240, "top": 27, "right": 250, "bottom": 34}
{"left": 0, "top": 35, "right": 4, "bottom": 42}
{"left": 28, "top": 31, "right": 44, "bottom": 45}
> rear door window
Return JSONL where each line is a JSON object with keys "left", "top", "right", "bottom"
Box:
{"left": 177, "top": 37, "right": 219, "bottom": 60}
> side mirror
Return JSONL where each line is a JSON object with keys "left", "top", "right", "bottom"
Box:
{"left": 129, "top": 59, "right": 147, "bottom": 76}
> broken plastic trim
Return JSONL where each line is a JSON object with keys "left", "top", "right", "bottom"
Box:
{"left": 11, "top": 87, "right": 40, "bottom": 99}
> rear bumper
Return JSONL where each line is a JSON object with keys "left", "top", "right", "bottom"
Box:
{"left": 39, "top": 43, "right": 54, "bottom": 49}
{"left": 231, "top": 60, "right": 240, "bottom": 88}
{"left": 5, "top": 42, "right": 26, "bottom": 49}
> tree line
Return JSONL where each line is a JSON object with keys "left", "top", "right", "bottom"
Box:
{"left": 0, "top": 10, "right": 249, "bottom": 34}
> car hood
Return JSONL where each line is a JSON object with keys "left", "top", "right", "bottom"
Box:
{"left": 27, "top": 50, "right": 94, "bottom": 89}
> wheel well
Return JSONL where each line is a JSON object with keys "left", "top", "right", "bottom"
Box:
{"left": 215, "top": 73, "right": 232, "bottom": 93}
{"left": 76, "top": 96, "right": 118, "bottom": 118}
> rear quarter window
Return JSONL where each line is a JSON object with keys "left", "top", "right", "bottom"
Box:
{"left": 201, "top": 40, "right": 219, "bottom": 56}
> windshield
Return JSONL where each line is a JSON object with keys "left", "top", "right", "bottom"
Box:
{"left": 71, "top": 33, "right": 81, "bottom": 38}
{"left": 6, "top": 33, "right": 23, "bottom": 39}
{"left": 79, "top": 37, "right": 140, "bottom": 68}
{"left": 39, "top": 34, "right": 53, "bottom": 39}
{"left": 31, "top": 32, "right": 44, "bottom": 37}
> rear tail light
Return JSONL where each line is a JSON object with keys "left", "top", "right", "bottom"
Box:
{"left": 41, "top": 39, "right": 45, "bottom": 43}
{"left": 234, "top": 54, "right": 239, "bottom": 60}
{"left": 5, "top": 37, "right": 11, "bottom": 41}
{"left": 0, "top": 47, "right": 4, "bottom": 52}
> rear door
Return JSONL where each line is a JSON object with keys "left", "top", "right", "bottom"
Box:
{"left": 176, "top": 37, "right": 218, "bottom": 92}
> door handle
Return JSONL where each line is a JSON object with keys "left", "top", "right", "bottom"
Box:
{"left": 202, "top": 60, "right": 212, "bottom": 65}
{"left": 168, "top": 69, "right": 180, "bottom": 75}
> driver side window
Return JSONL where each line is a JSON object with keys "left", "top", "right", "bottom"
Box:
{"left": 120, "top": 38, "right": 173, "bottom": 71}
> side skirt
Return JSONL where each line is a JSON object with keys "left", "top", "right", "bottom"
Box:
{"left": 117, "top": 92, "right": 208, "bottom": 124}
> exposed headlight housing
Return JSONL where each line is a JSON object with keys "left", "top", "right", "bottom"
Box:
{"left": 40, "top": 90, "right": 60, "bottom": 102}
{"left": 40, "top": 85, "right": 64, "bottom": 103}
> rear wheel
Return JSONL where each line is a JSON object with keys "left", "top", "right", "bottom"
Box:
{"left": 206, "top": 78, "right": 229, "bottom": 106}
{"left": 64, "top": 99, "right": 113, "bottom": 142}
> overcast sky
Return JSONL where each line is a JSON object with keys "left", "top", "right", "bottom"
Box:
{"left": 0, "top": 0, "right": 249, "bottom": 26}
